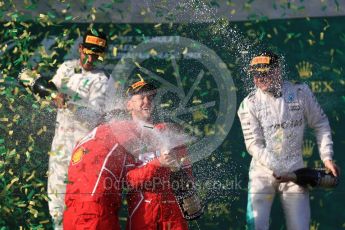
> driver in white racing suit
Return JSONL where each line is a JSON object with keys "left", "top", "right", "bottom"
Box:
{"left": 47, "top": 29, "right": 110, "bottom": 228}
{"left": 238, "top": 50, "right": 340, "bottom": 230}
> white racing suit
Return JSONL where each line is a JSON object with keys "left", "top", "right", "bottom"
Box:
{"left": 238, "top": 81, "right": 333, "bottom": 230}
{"left": 47, "top": 60, "right": 109, "bottom": 228}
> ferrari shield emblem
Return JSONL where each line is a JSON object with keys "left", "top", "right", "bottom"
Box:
{"left": 72, "top": 147, "right": 84, "bottom": 165}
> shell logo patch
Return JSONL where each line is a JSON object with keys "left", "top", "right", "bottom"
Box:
{"left": 72, "top": 147, "right": 85, "bottom": 165}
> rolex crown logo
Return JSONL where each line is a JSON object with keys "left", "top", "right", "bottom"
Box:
{"left": 296, "top": 61, "right": 313, "bottom": 79}
{"left": 302, "top": 139, "right": 315, "bottom": 158}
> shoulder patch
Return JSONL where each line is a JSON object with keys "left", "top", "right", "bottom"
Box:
{"left": 71, "top": 147, "right": 86, "bottom": 165}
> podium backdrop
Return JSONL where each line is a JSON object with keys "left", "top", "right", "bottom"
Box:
{"left": 1, "top": 16, "right": 344, "bottom": 229}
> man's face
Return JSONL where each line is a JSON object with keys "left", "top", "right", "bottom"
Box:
{"left": 253, "top": 67, "right": 281, "bottom": 92}
{"left": 126, "top": 91, "right": 156, "bottom": 122}
{"left": 78, "top": 45, "right": 101, "bottom": 71}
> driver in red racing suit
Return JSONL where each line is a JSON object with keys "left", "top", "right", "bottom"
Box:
{"left": 126, "top": 123, "right": 191, "bottom": 230}
{"left": 124, "top": 79, "right": 192, "bottom": 230}
{"left": 63, "top": 119, "right": 138, "bottom": 230}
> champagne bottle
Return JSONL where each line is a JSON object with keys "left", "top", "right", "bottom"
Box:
{"left": 19, "top": 68, "right": 58, "bottom": 98}
{"left": 169, "top": 145, "right": 204, "bottom": 220}
{"left": 286, "top": 168, "right": 339, "bottom": 188}
{"left": 32, "top": 76, "right": 58, "bottom": 98}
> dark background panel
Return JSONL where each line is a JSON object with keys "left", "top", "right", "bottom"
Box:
{"left": 0, "top": 16, "right": 344, "bottom": 229}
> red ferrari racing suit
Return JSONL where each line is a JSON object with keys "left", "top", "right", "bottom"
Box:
{"left": 126, "top": 123, "right": 191, "bottom": 230}
{"left": 63, "top": 120, "right": 139, "bottom": 230}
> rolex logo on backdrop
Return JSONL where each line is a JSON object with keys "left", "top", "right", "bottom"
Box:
{"left": 302, "top": 139, "right": 314, "bottom": 158}
{"left": 296, "top": 60, "right": 334, "bottom": 93}
{"left": 296, "top": 61, "right": 313, "bottom": 79}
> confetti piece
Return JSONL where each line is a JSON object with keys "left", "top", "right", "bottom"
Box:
{"left": 1, "top": 177, "right": 19, "bottom": 193}
{"left": 136, "top": 73, "right": 144, "bottom": 80}
{"left": 192, "top": 110, "right": 207, "bottom": 121}
{"left": 149, "top": 49, "right": 157, "bottom": 56}
{"left": 3, "top": 207, "right": 11, "bottom": 213}
{"left": 110, "top": 34, "right": 118, "bottom": 40}
{"left": 0, "top": 146, "right": 6, "bottom": 155}
{"left": 160, "top": 103, "right": 171, "bottom": 108}
{"left": 89, "top": 28, "right": 98, "bottom": 37}
{"left": 192, "top": 98, "right": 202, "bottom": 104}
{"left": 4, "top": 21, "right": 12, "bottom": 27}
{"left": 200, "top": 91, "right": 208, "bottom": 97}
{"left": 320, "top": 32, "right": 324, "bottom": 40}
{"left": 65, "top": 15, "right": 73, "bottom": 20}
{"left": 27, "top": 190, "right": 35, "bottom": 200}
{"left": 307, "top": 39, "right": 315, "bottom": 46}
{"left": 26, "top": 171, "right": 36, "bottom": 182}
{"left": 182, "top": 47, "right": 188, "bottom": 54}
{"left": 17, "top": 203, "right": 27, "bottom": 208}
{"left": 113, "top": 47, "right": 118, "bottom": 57}
{"left": 156, "top": 68, "right": 164, "bottom": 74}
{"left": 47, "top": 12, "right": 56, "bottom": 19}
{"left": 135, "top": 28, "right": 142, "bottom": 34}
{"left": 39, "top": 220, "right": 50, "bottom": 224}
{"left": 28, "top": 207, "right": 38, "bottom": 217}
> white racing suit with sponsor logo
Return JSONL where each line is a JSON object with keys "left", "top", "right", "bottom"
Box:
{"left": 238, "top": 81, "right": 334, "bottom": 230}
{"left": 47, "top": 59, "right": 109, "bottom": 228}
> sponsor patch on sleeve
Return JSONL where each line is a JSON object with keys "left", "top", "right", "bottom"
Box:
{"left": 72, "top": 147, "right": 85, "bottom": 165}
